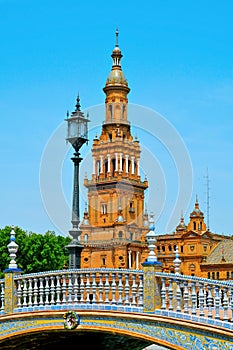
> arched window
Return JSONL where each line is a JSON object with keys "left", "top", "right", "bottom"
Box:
{"left": 108, "top": 104, "right": 113, "bottom": 119}
{"left": 84, "top": 234, "right": 88, "bottom": 243}
{"left": 115, "top": 104, "right": 121, "bottom": 119}
{"left": 193, "top": 221, "right": 196, "bottom": 230}
{"left": 119, "top": 231, "right": 123, "bottom": 240}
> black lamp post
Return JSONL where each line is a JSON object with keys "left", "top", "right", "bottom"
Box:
{"left": 65, "top": 95, "right": 90, "bottom": 269}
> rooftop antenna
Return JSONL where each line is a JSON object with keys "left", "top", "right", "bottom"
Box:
{"left": 204, "top": 167, "right": 210, "bottom": 231}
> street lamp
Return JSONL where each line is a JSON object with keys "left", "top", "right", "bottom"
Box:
{"left": 65, "top": 95, "right": 90, "bottom": 269}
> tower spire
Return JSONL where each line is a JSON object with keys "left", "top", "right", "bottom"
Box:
{"left": 103, "top": 29, "right": 130, "bottom": 125}
{"left": 75, "top": 93, "right": 81, "bottom": 112}
{"left": 115, "top": 26, "right": 119, "bottom": 47}
{"left": 195, "top": 194, "right": 199, "bottom": 210}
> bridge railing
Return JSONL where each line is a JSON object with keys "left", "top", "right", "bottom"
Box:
{"left": 155, "top": 271, "right": 233, "bottom": 322}
{"left": 13, "top": 268, "right": 144, "bottom": 313}
{"left": 2, "top": 267, "right": 233, "bottom": 327}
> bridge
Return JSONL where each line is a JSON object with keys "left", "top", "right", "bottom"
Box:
{"left": 1, "top": 228, "right": 233, "bottom": 349}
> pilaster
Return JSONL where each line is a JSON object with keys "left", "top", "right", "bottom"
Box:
{"left": 4, "top": 269, "right": 21, "bottom": 314}
{"left": 142, "top": 261, "right": 162, "bottom": 313}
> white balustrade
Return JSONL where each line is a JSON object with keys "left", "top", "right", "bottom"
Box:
{"left": 13, "top": 269, "right": 143, "bottom": 312}
{"left": 1, "top": 269, "right": 232, "bottom": 326}
{"left": 155, "top": 272, "right": 233, "bottom": 322}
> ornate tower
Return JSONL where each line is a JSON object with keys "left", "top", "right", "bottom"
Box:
{"left": 187, "top": 196, "right": 207, "bottom": 233}
{"left": 80, "top": 30, "right": 149, "bottom": 269}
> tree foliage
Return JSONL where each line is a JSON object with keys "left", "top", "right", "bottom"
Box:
{"left": 0, "top": 226, "right": 71, "bottom": 278}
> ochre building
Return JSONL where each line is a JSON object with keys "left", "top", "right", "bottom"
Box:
{"left": 79, "top": 33, "right": 233, "bottom": 280}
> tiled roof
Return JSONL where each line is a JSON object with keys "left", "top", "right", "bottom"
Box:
{"left": 205, "top": 239, "right": 233, "bottom": 263}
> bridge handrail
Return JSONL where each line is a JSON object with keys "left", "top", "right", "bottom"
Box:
{"left": 153, "top": 271, "right": 233, "bottom": 323}
{"left": 13, "top": 268, "right": 144, "bottom": 314}
{"left": 14, "top": 268, "right": 143, "bottom": 280}
{"left": 2, "top": 268, "right": 233, "bottom": 326}
{"left": 155, "top": 271, "right": 233, "bottom": 287}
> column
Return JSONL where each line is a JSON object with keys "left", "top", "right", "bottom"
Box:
{"left": 131, "top": 156, "right": 135, "bottom": 174}
{"left": 119, "top": 153, "right": 123, "bottom": 172}
{"left": 128, "top": 250, "right": 132, "bottom": 269}
{"left": 100, "top": 155, "right": 103, "bottom": 174}
{"left": 92, "top": 157, "right": 96, "bottom": 175}
{"left": 136, "top": 251, "right": 140, "bottom": 270}
{"left": 107, "top": 154, "right": 111, "bottom": 173}
{"left": 137, "top": 159, "right": 140, "bottom": 176}
{"left": 125, "top": 155, "right": 129, "bottom": 173}
{"left": 115, "top": 153, "right": 118, "bottom": 171}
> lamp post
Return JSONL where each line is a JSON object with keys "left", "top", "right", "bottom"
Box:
{"left": 65, "top": 95, "right": 90, "bottom": 269}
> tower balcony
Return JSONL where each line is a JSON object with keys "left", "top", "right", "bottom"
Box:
{"left": 84, "top": 175, "right": 148, "bottom": 190}
{"left": 102, "top": 119, "right": 130, "bottom": 126}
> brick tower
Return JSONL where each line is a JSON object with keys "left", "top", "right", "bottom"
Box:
{"left": 80, "top": 30, "right": 149, "bottom": 269}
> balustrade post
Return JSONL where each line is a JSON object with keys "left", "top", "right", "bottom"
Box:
{"left": 142, "top": 213, "right": 162, "bottom": 313}
{"left": 4, "top": 226, "right": 22, "bottom": 314}
{"left": 142, "top": 261, "right": 162, "bottom": 313}
{"left": 4, "top": 271, "right": 21, "bottom": 314}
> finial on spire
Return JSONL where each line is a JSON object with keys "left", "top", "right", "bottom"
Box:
{"left": 195, "top": 194, "right": 200, "bottom": 210}
{"left": 75, "top": 93, "right": 81, "bottom": 111}
{"left": 115, "top": 26, "right": 119, "bottom": 47}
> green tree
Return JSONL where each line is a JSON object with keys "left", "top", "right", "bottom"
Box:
{"left": 0, "top": 226, "right": 71, "bottom": 277}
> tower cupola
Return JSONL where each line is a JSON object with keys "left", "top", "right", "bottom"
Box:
{"left": 104, "top": 28, "right": 129, "bottom": 90}
{"left": 187, "top": 196, "right": 206, "bottom": 232}
{"left": 103, "top": 28, "right": 130, "bottom": 125}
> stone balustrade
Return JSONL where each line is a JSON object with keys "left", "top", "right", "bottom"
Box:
{"left": 156, "top": 272, "right": 233, "bottom": 321}
{"left": 2, "top": 267, "right": 233, "bottom": 329}
{"left": 13, "top": 268, "right": 144, "bottom": 313}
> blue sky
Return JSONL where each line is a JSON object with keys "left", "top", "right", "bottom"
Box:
{"left": 0, "top": 0, "right": 233, "bottom": 236}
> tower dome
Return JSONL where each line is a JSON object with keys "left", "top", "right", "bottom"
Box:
{"left": 104, "top": 28, "right": 130, "bottom": 93}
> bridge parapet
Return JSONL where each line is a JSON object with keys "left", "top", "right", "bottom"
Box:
{"left": 1, "top": 267, "right": 233, "bottom": 329}
{"left": 13, "top": 268, "right": 144, "bottom": 314}
{"left": 156, "top": 271, "right": 233, "bottom": 320}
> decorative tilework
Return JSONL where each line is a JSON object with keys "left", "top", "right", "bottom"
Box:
{"left": 81, "top": 315, "right": 233, "bottom": 350}
{"left": 0, "top": 312, "right": 233, "bottom": 349}
{"left": 143, "top": 264, "right": 161, "bottom": 312}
